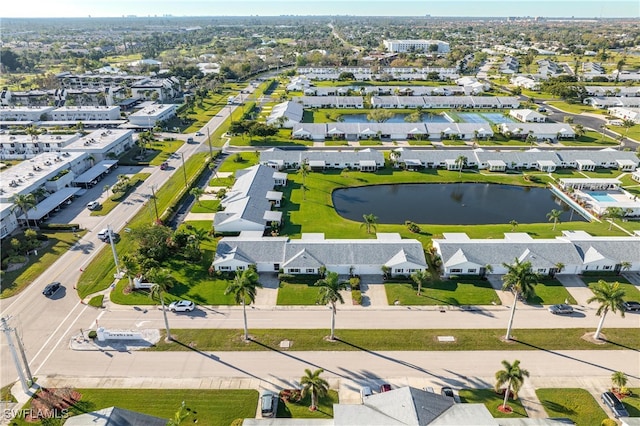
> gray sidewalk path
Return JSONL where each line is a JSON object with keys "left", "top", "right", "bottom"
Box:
{"left": 555, "top": 274, "right": 595, "bottom": 307}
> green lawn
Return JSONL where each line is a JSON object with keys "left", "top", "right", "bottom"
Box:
{"left": 12, "top": 388, "right": 258, "bottom": 426}
{"left": 91, "top": 173, "right": 151, "bottom": 216}
{"left": 584, "top": 276, "right": 640, "bottom": 303}
{"left": 1, "top": 230, "right": 84, "bottom": 298}
{"left": 277, "top": 280, "right": 322, "bottom": 305}
{"left": 77, "top": 153, "right": 211, "bottom": 299}
{"left": 536, "top": 388, "right": 608, "bottom": 426}
{"left": 277, "top": 390, "right": 338, "bottom": 419}
{"left": 621, "top": 388, "right": 640, "bottom": 417}
{"left": 190, "top": 199, "right": 220, "bottom": 214}
{"left": 546, "top": 101, "right": 604, "bottom": 115}
{"left": 148, "top": 328, "right": 640, "bottom": 352}
{"left": 458, "top": 388, "right": 528, "bottom": 418}
{"left": 526, "top": 280, "right": 577, "bottom": 305}
{"left": 385, "top": 280, "right": 501, "bottom": 306}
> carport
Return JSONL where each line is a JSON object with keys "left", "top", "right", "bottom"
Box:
{"left": 73, "top": 160, "right": 118, "bottom": 188}
{"left": 18, "top": 187, "right": 82, "bottom": 226}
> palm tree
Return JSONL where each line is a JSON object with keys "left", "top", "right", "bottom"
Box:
{"left": 103, "top": 184, "right": 111, "bottom": 199}
{"left": 298, "top": 160, "right": 310, "bottom": 200}
{"left": 389, "top": 150, "right": 400, "bottom": 166}
{"left": 360, "top": 213, "right": 378, "bottom": 234}
{"left": 411, "top": 269, "right": 431, "bottom": 296}
{"left": 573, "top": 124, "right": 585, "bottom": 138}
{"left": 618, "top": 261, "right": 631, "bottom": 276}
{"left": 602, "top": 207, "right": 624, "bottom": 231}
{"left": 316, "top": 271, "right": 348, "bottom": 340}
{"left": 10, "top": 193, "right": 36, "bottom": 230}
{"left": 480, "top": 264, "right": 493, "bottom": 279}
{"left": 552, "top": 262, "right": 565, "bottom": 278}
{"left": 501, "top": 258, "right": 538, "bottom": 340}
{"left": 148, "top": 268, "right": 175, "bottom": 342}
{"left": 455, "top": 155, "right": 467, "bottom": 177}
{"left": 121, "top": 254, "right": 139, "bottom": 289}
{"left": 587, "top": 280, "right": 626, "bottom": 340}
{"left": 300, "top": 368, "right": 329, "bottom": 411}
{"left": 30, "top": 187, "right": 47, "bottom": 203}
{"left": 224, "top": 268, "right": 263, "bottom": 341}
{"left": 495, "top": 360, "right": 530, "bottom": 412}
{"left": 546, "top": 209, "right": 562, "bottom": 231}
{"left": 189, "top": 187, "right": 205, "bottom": 206}
{"left": 611, "top": 371, "right": 628, "bottom": 392}
{"left": 509, "top": 220, "right": 518, "bottom": 231}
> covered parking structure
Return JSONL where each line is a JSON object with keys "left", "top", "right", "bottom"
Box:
{"left": 18, "top": 187, "right": 82, "bottom": 227}
{"left": 72, "top": 160, "right": 118, "bottom": 188}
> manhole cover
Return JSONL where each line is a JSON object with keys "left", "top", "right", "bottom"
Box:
{"left": 279, "top": 339, "right": 291, "bottom": 348}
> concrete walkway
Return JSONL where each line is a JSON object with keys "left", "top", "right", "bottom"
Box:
{"left": 555, "top": 275, "right": 595, "bottom": 307}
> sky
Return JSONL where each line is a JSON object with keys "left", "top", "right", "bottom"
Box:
{"left": 1, "top": 0, "right": 638, "bottom": 18}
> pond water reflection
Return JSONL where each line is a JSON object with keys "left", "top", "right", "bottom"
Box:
{"left": 332, "top": 183, "right": 585, "bottom": 225}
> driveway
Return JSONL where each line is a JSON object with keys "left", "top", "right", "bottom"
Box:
{"left": 555, "top": 275, "right": 595, "bottom": 307}
{"left": 359, "top": 275, "right": 388, "bottom": 307}
{"left": 254, "top": 273, "right": 279, "bottom": 306}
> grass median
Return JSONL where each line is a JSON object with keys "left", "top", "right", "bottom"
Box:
{"left": 148, "top": 328, "right": 639, "bottom": 352}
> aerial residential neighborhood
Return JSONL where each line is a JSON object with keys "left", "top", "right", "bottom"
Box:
{"left": 0, "top": 2, "right": 639, "bottom": 425}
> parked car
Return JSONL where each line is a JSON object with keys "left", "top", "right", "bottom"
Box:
{"left": 102, "top": 233, "right": 120, "bottom": 243}
{"left": 97, "top": 228, "right": 109, "bottom": 241}
{"left": 360, "top": 386, "right": 373, "bottom": 401}
{"left": 441, "top": 386, "right": 455, "bottom": 399}
{"left": 548, "top": 304, "right": 574, "bottom": 315}
{"left": 160, "top": 162, "right": 169, "bottom": 170}
{"left": 186, "top": 137, "right": 194, "bottom": 143}
{"left": 43, "top": 282, "right": 61, "bottom": 297}
{"left": 87, "top": 201, "right": 100, "bottom": 210}
{"left": 379, "top": 383, "right": 391, "bottom": 393}
{"left": 195, "top": 131, "right": 204, "bottom": 136}
{"left": 260, "top": 392, "right": 277, "bottom": 418}
{"left": 168, "top": 300, "right": 195, "bottom": 312}
{"left": 622, "top": 301, "right": 640, "bottom": 312}
{"left": 601, "top": 391, "right": 629, "bottom": 418}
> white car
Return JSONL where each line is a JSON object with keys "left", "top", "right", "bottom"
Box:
{"left": 168, "top": 300, "right": 195, "bottom": 312}
{"left": 87, "top": 201, "right": 100, "bottom": 210}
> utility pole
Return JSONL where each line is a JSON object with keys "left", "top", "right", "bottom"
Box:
{"left": 180, "top": 152, "right": 188, "bottom": 189}
{"left": 1, "top": 317, "right": 30, "bottom": 393}
{"left": 207, "top": 127, "right": 214, "bottom": 161}
{"left": 150, "top": 185, "right": 159, "bottom": 222}
{"left": 107, "top": 224, "right": 121, "bottom": 274}
{"left": 14, "top": 327, "right": 34, "bottom": 385}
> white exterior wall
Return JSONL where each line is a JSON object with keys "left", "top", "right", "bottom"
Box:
{"left": 215, "top": 218, "right": 265, "bottom": 233}
{"left": 582, "top": 258, "right": 619, "bottom": 273}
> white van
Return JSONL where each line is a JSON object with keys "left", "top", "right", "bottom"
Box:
{"left": 97, "top": 229, "right": 109, "bottom": 241}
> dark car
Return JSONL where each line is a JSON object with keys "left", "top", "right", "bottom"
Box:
{"left": 160, "top": 162, "right": 169, "bottom": 170}
{"left": 441, "top": 386, "right": 455, "bottom": 399}
{"left": 260, "top": 392, "right": 277, "bottom": 418}
{"left": 548, "top": 304, "right": 574, "bottom": 315}
{"left": 379, "top": 383, "right": 392, "bottom": 393}
{"left": 623, "top": 301, "right": 640, "bottom": 312}
{"left": 103, "top": 233, "right": 120, "bottom": 243}
{"left": 601, "top": 391, "right": 629, "bottom": 418}
{"left": 43, "top": 282, "right": 61, "bottom": 297}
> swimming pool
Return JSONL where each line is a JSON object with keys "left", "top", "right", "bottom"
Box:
{"left": 456, "top": 112, "right": 515, "bottom": 124}
{"left": 589, "top": 192, "right": 616, "bottom": 202}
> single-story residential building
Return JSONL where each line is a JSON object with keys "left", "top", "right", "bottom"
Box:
{"left": 498, "top": 122, "right": 575, "bottom": 140}
{"left": 266, "top": 101, "right": 304, "bottom": 128}
{"left": 608, "top": 107, "right": 640, "bottom": 124}
{"left": 213, "top": 165, "right": 285, "bottom": 234}
{"left": 433, "top": 231, "right": 640, "bottom": 277}
{"left": 509, "top": 109, "right": 546, "bottom": 123}
{"left": 212, "top": 232, "right": 427, "bottom": 276}
{"left": 260, "top": 148, "right": 384, "bottom": 171}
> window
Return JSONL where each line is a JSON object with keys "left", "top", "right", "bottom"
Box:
{"left": 537, "top": 268, "right": 546, "bottom": 273}
{"left": 306, "top": 268, "right": 315, "bottom": 273}
{"left": 236, "top": 266, "right": 245, "bottom": 271}
{"left": 219, "top": 266, "right": 231, "bottom": 271}
{"left": 289, "top": 268, "right": 300, "bottom": 273}
{"left": 273, "top": 263, "right": 280, "bottom": 271}
{"left": 467, "top": 269, "right": 477, "bottom": 273}
{"left": 450, "top": 268, "right": 462, "bottom": 273}
{"left": 603, "top": 265, "right": 612, "bottom": 270}
{"left": 395, "top": 269, "right": 404, "bottom": 273}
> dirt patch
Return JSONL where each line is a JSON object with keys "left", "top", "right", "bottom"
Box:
{"left": 581, "top": 332, "right": 608, "bottom": 344}
{"left": 27, "top": 387, "right": 81, "bottom": 422}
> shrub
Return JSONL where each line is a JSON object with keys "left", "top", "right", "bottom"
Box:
{"left": 38, "top": 223, "right": 80, "bottom": 230}
{"left": 88, "top": 330, "right": 97, "bottom": 339}
{"left": 349, "top": 277, "right": 360, "bottom": 290}
{"left": 352, "top": 289, "right": 362, "bottom": 305}
{"left": 601, "top": 420, "right": 617, "bottom": 426}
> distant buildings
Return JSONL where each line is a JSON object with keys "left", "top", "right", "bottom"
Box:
{"left": 383, "top": 39, "right": 450, "bottom": 54}
{"left": 127, "top": 104, "right": 177, "bottom": 128}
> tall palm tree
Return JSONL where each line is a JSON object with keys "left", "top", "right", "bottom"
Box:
{"left": 30, "top": 187, "right": 47, "bottom": 203}
{"left": 316, "top": 271, "right": 348, "bottom": 340}
{"left": 298, "top": 160, "right": 310, "bottom": 200}
{"left": 300, "top": 368, "right": 329, "bottom": 411}
{"left": 360, "top": 213, "right": 378, "bottom": 234}
{"left": 10, "top": 193, "right": 36, "bottom": 230}
{"left": 509, "top": 220, "right": 518, "bottom": 231}
{"left": 224, "top": 268, "right": 262, "bottom": 341}
{"left": 389, "top": 150, "right": 400, "bottom": 166}
{"left": 411, "top": 269, "right": 431, "bottom": 296}
{"left": 189, "top": 187, "right": 205, "bottom": 206}
{"left": 602, "top": 207, "right": 624, "bottom": 231}
{"left": 618, "top": 261, "right": 631, "bottom": 275}
{"left": 455, "top": 155, "right": 467, "bottom": 177}
{"left": 495, "top": 360, "right": 530, "bottom": 411}
{"left": 121, "top": 254, "right": 140, "bottom": 289}
{"left": 546, "top": 209, "right": 562, "bottom": 231}
{"left": 552, "top": 262, "right": 565, "bottom": 278}
{"left": 587, "top": 280, "right": 626, "bottom": 340}
{"left": 501, "top": 258, "right": 538, "bottom": 340}
{"left": 148, "top": 268, "right": 175, "bottom": 342}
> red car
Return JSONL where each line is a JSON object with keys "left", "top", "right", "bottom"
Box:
{"left": 160, "top": 162, "right": 169, "bottom": 170}
{"left": 380, "top": 384, "right": 391, "bottom": 393}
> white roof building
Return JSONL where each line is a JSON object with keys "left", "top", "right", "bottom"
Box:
{"left": 266, "top": 101, "right": 304, "bottom": 128}
{"left": 128, "top": 104, "right": 177, "bottom": 128}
